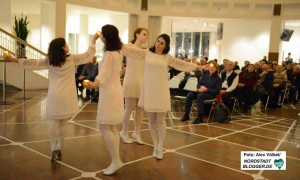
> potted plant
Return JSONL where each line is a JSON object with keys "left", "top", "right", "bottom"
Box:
{"left": 13, "top": 14, "right": 30, "bottom": 58}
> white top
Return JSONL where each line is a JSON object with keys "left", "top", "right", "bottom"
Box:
{"left": 96, "top": 51, "right": 124, "bottom": 124}
{"left": 18, "top": 44, "right": 96, "bottom": 119}
{"left": 222, "top": 70, "right": 239, "bottom": 92}
{"left": 122, "top": 43, "right": 144, "bottom": 98}
{"left": 122, "top": 46, "right": 197, "bottom": 112}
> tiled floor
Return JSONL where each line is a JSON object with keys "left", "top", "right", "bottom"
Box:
{"left": 1, "top": 88, "right": 300, "bottom": 180}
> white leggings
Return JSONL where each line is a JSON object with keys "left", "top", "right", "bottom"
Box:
{"left": 147, "top": 112, "right": 167, "bottom": 151}
{"left": 122, "top": 97, "right": 143, "bottom": 134}
{"left": 99, "top": 124, "right": 122, "bottom": 164}
{"left": 49, "top": 118, "right": 69, "bottom": 152}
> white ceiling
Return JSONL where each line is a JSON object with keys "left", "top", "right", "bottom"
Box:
{"left": 11, "top": 0, "right": 300, "bottom": 31}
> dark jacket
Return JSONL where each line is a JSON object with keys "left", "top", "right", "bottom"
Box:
{"left": 197, "top": 71, "right": 222, "bottom": 96}
{"left": 261, "top": 71, "right": 274, "bottom": 96}
{"left": 292, "top": 72, "right": 300, "bottom": 89}
{"left": 221, "top": 71, "right": 238, "bottom": 88}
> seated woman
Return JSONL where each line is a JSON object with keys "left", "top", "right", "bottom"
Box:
{"left": 273, "top": 65, "right": 287, "bottom": 105}
{"left": 236, "top": 64, "right": 258, "bottom": 111}
{"left": 181, "top": 61, "right": 222, "bottom": 124}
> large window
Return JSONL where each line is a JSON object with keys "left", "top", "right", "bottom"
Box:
{"left": 173, "top": 32, "right": 210, "bottom": 59}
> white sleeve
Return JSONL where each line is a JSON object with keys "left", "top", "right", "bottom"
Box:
{"left": 226, "top": 75, "right": 239, "bottom": 92}
{"left": 121, "top": 44, "right": 147, "bottom": 59}
{"left": 18, "top": 58, "right": 49, "bottom": 70}
{"left": 96, "top": 52, "right": 113, "bottom": 87}
{"left": 167, "top": 54, "right": 197, "bottom": 72}
{"left": 71, "top": 43, "right": 96, "bottom": 65}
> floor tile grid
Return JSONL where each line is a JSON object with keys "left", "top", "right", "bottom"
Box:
{"left": 174, "top": 150, "right": 251, "bottom": 177}
{"left": 254, "top": 114, "right": 297, "bottom": 179}
{"left": 170, "top": 117, "right": 300, "bottom": 161}
{"left": 0, "top": 98, "right": 95, "bottom": 179}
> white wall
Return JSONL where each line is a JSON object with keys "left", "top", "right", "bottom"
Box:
{"left": 281, "top": 26, "right": 300, "bottom": 63}
{"left": 66, "top": 13, "right": 128, "bottom": 57}
{"left": 220, "top": 20, "right": 271, "bottom": 64}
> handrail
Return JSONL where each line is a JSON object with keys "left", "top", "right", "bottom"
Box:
{"left": 0, "top": 28, "right": 47, "bottom": 56}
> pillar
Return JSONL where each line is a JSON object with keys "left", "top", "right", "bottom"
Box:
{"left": 41, "top": 2, "right": 56, "bottom": 52}
{"left": 268, "top": 18, "right": 283, "bottom": 63}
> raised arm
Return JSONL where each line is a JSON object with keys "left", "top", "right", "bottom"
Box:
{"left": 72, "top": 33, "right": 98, "bottom": 65}
{"left": 121, "top": 44, "right": 147, "bottom": 59}
{"left": 3, "top": 53, "right": 49, "bottom": 70}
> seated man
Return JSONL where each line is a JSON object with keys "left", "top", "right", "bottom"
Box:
{"left": 79, "top": 56, "right": 98, "bottom": 100}
{"left": 220, "top": 60, "right": 239, "bottom": 113}
{"left": 181, "top": 61, "right": 221, "bottom": 124}
{"left": 75, "top": 64, "right": 85, "bottom": 96}
{"left": 289, "top": 65, "right": 300, "bottom": 104}
{"left": 259, "top": 64, "right": 278, "bottom": 108}
{"left": 273, "top": 65, "right": 287, "bottom": 105}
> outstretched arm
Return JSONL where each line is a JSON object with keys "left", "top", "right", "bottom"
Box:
{"left": 72, "top": 33, "right": 98, "bottom": 65}
{"left": 121, "top": 44, "right": 147, "bottom": 59}
{"left": 3, "top": 53, "right": 49, "bottom": 70}
{"left": 167, "top": 54, "right": 204, "bottom": 72}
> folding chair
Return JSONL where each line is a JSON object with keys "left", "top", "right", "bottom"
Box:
{"left": 173, "top": 77, "right": 198, "bottom": 110}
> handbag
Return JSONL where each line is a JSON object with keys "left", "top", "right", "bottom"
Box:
{"left": 213, "top": 102, "right": 230, "bottom": 123}
{"left": 254, "top": 83, "right": 265, "bottom": 95}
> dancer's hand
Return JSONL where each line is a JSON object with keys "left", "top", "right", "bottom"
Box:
{"left": 83, "top": 80, "right": 97, "bottom": 89}
{"left": 3, "top": 52, "right": 18, "bottom": 63}
{"left": 91, "top": 33, "right": 100, "bottom": 44}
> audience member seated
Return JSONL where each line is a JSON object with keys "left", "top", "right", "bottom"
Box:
{"left": 236, "top": 64, "right": 258, "bottom": 111}
{"left": 181, "top": 61, "right": 221, "bottom": 124}
{"left": 241, "top": 60, "right": 250, "bottom": 72}
{"left": 289, "top": 65, "right": 300, "bottom": 105}
{"left": 254, "top": 62, "right": 262, "bottom": 77}
{"left": 75, "top": 64, "right": 85, "bottom": 96}
{"left": 285, "top": 64, "right": 294, "bottom": 83}
{"left": 273, "top": 65, "right": 287, "bottom": 106}
{"left": 220, "top": 60, "right": 239, "bottom": 113}
{"left": 79, "top": 56, "right": 98, "bottom": 100}
{"left": 233, "top": 61, "right": 240, "bottom": 71}
{"left": 259, "top": 64, "right": 278, "bottom": 108}
{"left": 219, "top": 59, "right": 228, "bottom": 74}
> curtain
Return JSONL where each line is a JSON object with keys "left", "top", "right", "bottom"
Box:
{"left": 147, "top": 16, "right": 162, "bottom": 47}
{"left": 128, "top": 14, "right": 138, "bottom": 43}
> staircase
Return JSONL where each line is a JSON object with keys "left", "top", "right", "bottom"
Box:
{"left": 0, "top": 28, "right": 49, "bottom": 90}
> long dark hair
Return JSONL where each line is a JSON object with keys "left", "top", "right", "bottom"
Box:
{"left": 149, "top": 34, "right": 170, "bottom": 54}
{"left": 48, "top": 38, "right": 67, "bottom": 67}
{"left": 130, "top": 27, "right": 148, "bottom": 44}
{"left": 102, "top": 24, "right": 123, "bottom": 51}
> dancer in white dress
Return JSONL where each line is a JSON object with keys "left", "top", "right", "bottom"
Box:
{"left": 83, "top": 25, "right": 124, "bottom": 175}
{"left": 120, "top": 27, "right": 148, "bottom": 144}
{"left": 122, "top": 34, "right": 204, "bottom": 159}
{"left": 3, "top": 34, "right": 98, "bottom": 161}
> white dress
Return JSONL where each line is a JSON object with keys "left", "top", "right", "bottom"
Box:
{"left": 122, "top": 43, "right": 144, "bottom": 98}
{"left": 18, "top": 44, "right": 96, "bottom": 119}
{"left": 96, "top": 51, "right": 124, "bottom": 124}
{"left": 122, "top": 47, "right": 197, "bottom": 112}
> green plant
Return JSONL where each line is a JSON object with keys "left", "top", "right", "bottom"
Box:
{"left": 13, "top": 14, "right": 30, "bottom": 42}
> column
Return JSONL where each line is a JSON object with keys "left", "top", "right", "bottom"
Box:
{"left": 78, "top": 14, "right": 88, "bottom": 53}
{"left": 41, "top": 2, "right": 56, "bottom": 52}
{"left": 55, "top": 0, "right": 67, "bottom": 38}
{"left": 0, "top": 0, "right": 11, "bottom": 32}
{"left": 138, "top": 12, "right": 149, "bottom": 30}
{"left": 268, "top": 18, "right": 283, "bottom": 63}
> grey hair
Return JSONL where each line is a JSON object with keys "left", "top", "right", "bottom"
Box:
{"left": 295, "top": 65, "right": 300, "bottom": 70}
